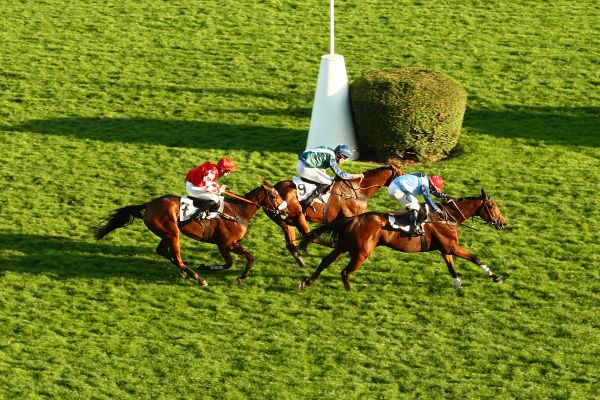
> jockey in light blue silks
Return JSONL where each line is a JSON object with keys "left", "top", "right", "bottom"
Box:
{"left": 388, "top": 173, "right": 450, "bottom": 235}
{"left": 296, "top": 144, "right": 363, "bottom": 207}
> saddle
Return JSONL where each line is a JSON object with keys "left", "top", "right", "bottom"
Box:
{"left": 387, "top": 205, "right": 429, "bottom": 235}
{"left": 179, "top": 197, "right": 220, "bottom": 222}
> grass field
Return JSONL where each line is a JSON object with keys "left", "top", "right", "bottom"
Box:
{"left": 1, "top": 1, "right": 598, "bottom": 398}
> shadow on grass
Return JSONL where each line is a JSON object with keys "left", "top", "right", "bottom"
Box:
{"left": 0, "top": 232, "right": 205, "bottom": 283}
{"left": 463, "top": 106, "right": 599, "bottom": 147}
{"left": 0, "top": 232, "right": 266, "bottom": 285}
{"left": 0, "top": 118, "right": 307, "bottom": 153}
{"left": 2, "top": 106, "right": 595, "bottom": 155}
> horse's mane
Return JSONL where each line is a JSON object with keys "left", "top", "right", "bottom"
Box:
{"left": 454, "top": 196, "right": 484, "bottom": 202}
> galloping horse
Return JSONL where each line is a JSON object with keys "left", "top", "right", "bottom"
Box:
{"left": 298, "top": 188, "right": 506, "bottom": 291}
{"left": 266, "top": 160, "right": 403, "bottom": 267}
{"left": 94, "top": 180, "right": 289, "bottom": 285}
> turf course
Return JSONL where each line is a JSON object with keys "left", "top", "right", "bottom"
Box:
{"left": 1, "top": 1, "right": 598, "bottom": 398}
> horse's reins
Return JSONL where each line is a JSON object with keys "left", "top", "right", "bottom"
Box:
{"left": 223, "top": 190, "right": 287, "bottom": 213}
{"left": 439, "top": 199, "right": 481, "bottom": 231}
{"left": 338, "top": 165, "right": 402, "bottom": 198}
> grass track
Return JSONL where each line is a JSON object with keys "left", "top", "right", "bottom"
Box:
{"left": 1, "top": 1, "right": 598, "bottom": 398}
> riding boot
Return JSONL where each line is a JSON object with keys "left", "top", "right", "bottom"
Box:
{"left": 190, "top": 200, "right": 217, "bottom": 222}
{"left": 409, "top": 209, "right": 423, "bottom": 236}
{"left": 301, "top": 183, "right": 330, "bottom": 207}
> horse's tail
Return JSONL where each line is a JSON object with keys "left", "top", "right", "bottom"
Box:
{"left": 298, "top": 216, "right": 354, "bottom": 253}
{"left": 93, "top": 204, "right": 146, "bottom": 240}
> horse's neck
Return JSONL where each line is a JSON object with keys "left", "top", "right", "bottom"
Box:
{"left": 227, "top": 189, "right": 261, "bottom": 221}
{"left": 359, "top": 168, "right": 392, "bottom": 197}
{"left": 451, "top": 198, "right": 483, "bottom": 222}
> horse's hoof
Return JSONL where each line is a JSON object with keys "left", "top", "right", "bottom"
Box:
{"left": 196, "top": 264, "right": 208, "bottom": 271}
{"left": 180, "top": 271, "right": 189, "bottom": 279}
{"left": 292, "top": 252, "right": 307, "bottom": 268}
{"left": 298, "top": 281, "right": 307, "bottom": 290}
{"left": 198, "top": 278, "right": 208, "bottom": 286}
{"left": 236, "top": 277, "right": 246, "bottom": 285}
{"left": 492, "top": 275, "right": 503, "bottom": 283}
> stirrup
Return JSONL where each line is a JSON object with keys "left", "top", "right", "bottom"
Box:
{"left": 410, "top": 225, "right": 424, "bottom": 236}
{"left": 193, "top": 210, "right": 208, "bottom": 222}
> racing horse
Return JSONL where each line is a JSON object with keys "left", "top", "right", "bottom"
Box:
{"left": 266, "top": 160, "right": 403, "bottom": 268}
{"left": 298, "top": 188, "right": 506, "bottom": 291}
{"left": 94, "top": 180, "right": 289, "bottom": 285}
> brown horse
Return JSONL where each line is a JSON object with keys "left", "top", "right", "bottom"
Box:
{"left": 94, "top": 180, "right": 289, "bottom": 285}
{"left": 266, "top": 160, "right": 403, "bottom": 267}
{"left": 298, "top": 188, "right": 506, "bottom": 291}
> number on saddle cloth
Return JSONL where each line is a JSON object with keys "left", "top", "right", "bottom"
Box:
{"left": 292, "top": 176, "right": 331, "bottom": 204}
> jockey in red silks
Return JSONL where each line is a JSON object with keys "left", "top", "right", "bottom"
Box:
{"left": 388, "top": 173, "right": 450, "bottom": 235}
{"left": 185, "top": 157, "right": 236, "bottom": 220}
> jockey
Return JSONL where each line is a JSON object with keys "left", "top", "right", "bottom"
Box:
{"left": 388, "top": 173, "right": 450, "bottom": 235}
{"left": 185, "top": 157, "right": 236, "bottom": 221}
{"left": 296, "top": 144, "right": 363, "bottom": 207}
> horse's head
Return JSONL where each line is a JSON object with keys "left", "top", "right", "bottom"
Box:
{"left": 478, "top": 188, "right": 506, "bottom": 230}
{"left": 260, "top": 179, "right": 290, "bottom": 220}
{"left": 385, "top": 159, "right": 404, "bottom": 185}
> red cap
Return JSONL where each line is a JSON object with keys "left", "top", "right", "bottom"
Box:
{"left": 217, "top": 157, "right": 236, "bottom": 172}
{"left": 430, "top": 175, "right": 444, "bottom": 191}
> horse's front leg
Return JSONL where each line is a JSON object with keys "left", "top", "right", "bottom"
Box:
{"left": 231, "top": 243, "right": 254, "bottom": 284}
{"left": 442, "top": 253, "right": 462, "bottom": 289}
{"left": 299, "top": 247, "right": 345, "bottom": 290}
{"left": 452, "top": 245, "right": 502, "bottom": 283}
{"left": 283, "top": 224, "right": 306, "bottom": 268}
{"left": 199, "top": 242, "right": 236, "bottom": 272}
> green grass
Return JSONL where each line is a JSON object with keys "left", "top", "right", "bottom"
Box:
{"left": 1, "top": 1, "right": 598, "bottom": 398}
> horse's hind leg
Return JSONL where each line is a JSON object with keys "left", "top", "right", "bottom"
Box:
{"left": 340, "top": 254, "right": 367, "bottom": 291}
{"left": 299, "top": 247, "right": 345, "bottom": 290}
{"left": 163, "top": 234, "right": 208, "bottom": 286}
{"left": 156, "top": 238, "right": 174, "bottom": 263}
{"left": 452, "top": 245, "right": 502, "bottom": 283}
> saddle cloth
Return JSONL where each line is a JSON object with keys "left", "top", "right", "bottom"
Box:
{"left": 292, "top": 176, "right": 331, "bottom": 204}
{"left": 179, "top": 197, "right": 218, "bottom": 222}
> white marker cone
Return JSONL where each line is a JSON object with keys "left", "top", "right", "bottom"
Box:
{"left": 305, "top": 54, "right": 358, "bottom": 159}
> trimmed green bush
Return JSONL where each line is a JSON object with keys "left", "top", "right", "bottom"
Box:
{"left": 350, "top": 68, "right": 467, "bottom": 162}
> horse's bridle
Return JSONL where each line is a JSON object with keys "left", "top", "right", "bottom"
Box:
{"left": 479, "top": 197, "right": 502, "bottom": 229}
{"left": 262, "top": 186, "right": 289, "bottom": 219}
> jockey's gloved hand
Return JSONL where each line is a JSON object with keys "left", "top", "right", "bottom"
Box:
{"left": 442, "top": 193, "right": 455, "bottom": 202}
{"left": 437, "top": 209, "right": 449, "bottom": 219}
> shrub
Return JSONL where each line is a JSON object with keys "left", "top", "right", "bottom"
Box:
{"left": 350, "top": 68, "right": 467, "bottom": 162}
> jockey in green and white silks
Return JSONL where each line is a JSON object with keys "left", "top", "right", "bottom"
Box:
{"left": 296, "top": 144, "right": 363, "bottom": 206}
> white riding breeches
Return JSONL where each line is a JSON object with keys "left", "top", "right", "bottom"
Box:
{"left": 388, "top": 182, "right": 420, "bottom": 211}
{"left": 296, "top": 160, "right": 332, "bottom": 185}
{"left": 186, "top": 182, "right": 224, "bottom": 211}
